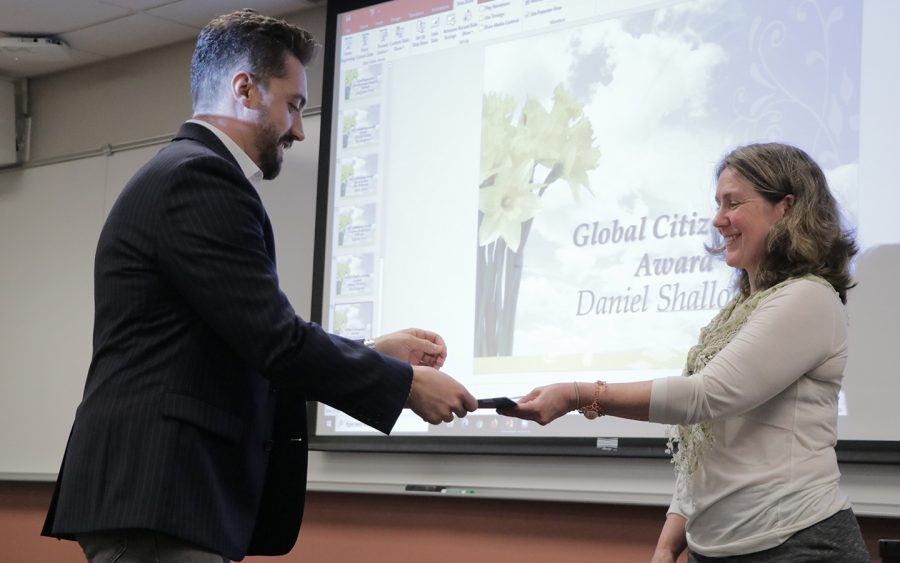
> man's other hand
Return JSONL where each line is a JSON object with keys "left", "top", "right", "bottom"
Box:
{"left": 373, "top": 328, "right": 447, "bottom": 368}
{"left": 406, "top": 366, "right": 477, "bottom": 424}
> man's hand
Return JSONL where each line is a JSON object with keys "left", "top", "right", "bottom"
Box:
{"left": 373, "top": 328, "right": 447, "bottom": 368}
{"left": 406, "top": 366, "right": 477, "bottom": 424}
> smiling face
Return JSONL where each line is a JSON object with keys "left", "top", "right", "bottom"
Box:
{"left": 252, "top": 53, "right": 308, "bottom": 179}
{"left": 713, "top": 167, "right": 791, "bottom": 291}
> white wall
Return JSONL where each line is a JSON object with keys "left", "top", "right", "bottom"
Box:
{"left": 0, "top": 113, "right": 319, "bottom": 479}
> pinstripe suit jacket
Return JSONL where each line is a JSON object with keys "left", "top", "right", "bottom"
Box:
{"left": 42, "top": 122, "right": 413, "bottom": 560}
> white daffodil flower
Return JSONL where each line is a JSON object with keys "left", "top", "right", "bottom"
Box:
{"left": 478, "top": 162, "right": 542, "bottom": 252}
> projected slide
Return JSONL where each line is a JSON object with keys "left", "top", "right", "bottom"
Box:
{"left": 318, "top": 0, "right": 898, "bottom": 441}
{"left": 472, "top": 1, "right": 859, "bottom": 378}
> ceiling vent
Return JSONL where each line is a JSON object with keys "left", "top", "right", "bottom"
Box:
{"left": 0, "top": 36, "right": 71, "bottom": 62}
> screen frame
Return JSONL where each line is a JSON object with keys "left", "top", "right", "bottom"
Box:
{"left": 307, "top": 0, "right": 900, "bottom": 466}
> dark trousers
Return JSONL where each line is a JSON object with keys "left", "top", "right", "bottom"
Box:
{"left": 688, "top": 509, "right": 870, "bottom": 563}
{"left": 77, "top": 529, "right": 229, "bottom": 563}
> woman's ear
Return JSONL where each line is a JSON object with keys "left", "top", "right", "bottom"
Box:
{"left": 780, "top": 194, "right": 795, "bottom": 217}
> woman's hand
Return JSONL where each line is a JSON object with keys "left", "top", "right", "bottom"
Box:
{"left": 497, "top": 383, "right": 575, "bottom": 425}
{"left": 649, "top": 550, "right": 676, "bottom": 563}
{"left": 651, "top": 513, "right": 687, "bottom": 563}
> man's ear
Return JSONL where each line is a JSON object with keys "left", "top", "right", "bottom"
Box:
{"left": 231, "top": 71, "right": 255, "bottom": 108}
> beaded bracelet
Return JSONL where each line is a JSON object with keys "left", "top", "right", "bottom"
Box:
{"left": 577, "top": 380, "right": 607, "bottom": 420}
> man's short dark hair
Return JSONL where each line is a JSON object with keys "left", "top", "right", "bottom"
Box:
{"left": 191, "top": 9, "right": 319, "bottom": 112}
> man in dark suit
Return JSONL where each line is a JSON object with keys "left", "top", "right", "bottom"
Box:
{"left": 42, "top": 10, "right": 477, "bottom": 562}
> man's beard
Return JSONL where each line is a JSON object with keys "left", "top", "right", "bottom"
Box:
{"left": 256, "top": 112, "right": 292, "bottom": 180}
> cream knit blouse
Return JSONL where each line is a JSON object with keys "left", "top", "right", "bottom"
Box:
{"left": 649, "top": 279, "right": 851, "bottom": 557}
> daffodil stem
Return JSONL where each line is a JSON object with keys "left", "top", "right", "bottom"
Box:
{"left": 497, "top": 218, "right": 532, "bottom": 354}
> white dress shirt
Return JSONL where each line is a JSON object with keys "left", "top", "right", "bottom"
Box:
{"left": 187, "top": 119, "right": 263, "bottom": 191}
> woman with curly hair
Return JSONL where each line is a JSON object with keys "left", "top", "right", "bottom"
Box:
{"left": 500, "top": 143, "right": 868, "bottom": 562}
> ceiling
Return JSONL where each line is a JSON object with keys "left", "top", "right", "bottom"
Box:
{"left": 0, "top": 0, "right": 325, "bottom": 79}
